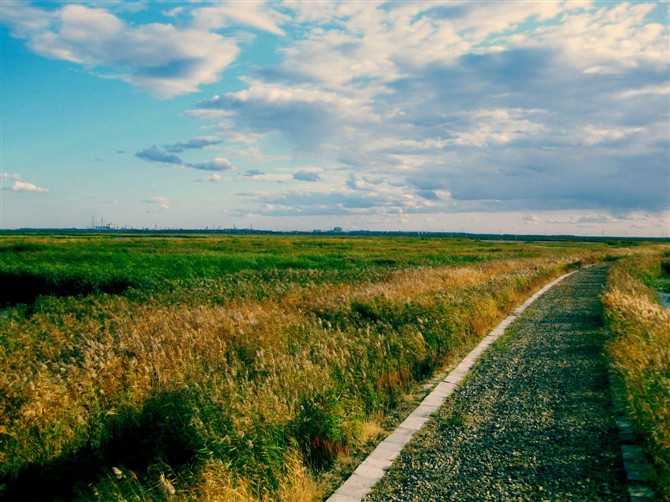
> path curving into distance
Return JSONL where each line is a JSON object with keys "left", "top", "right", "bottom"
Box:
{"left": 329, "top": 264, "right": 627, "bottom": 501}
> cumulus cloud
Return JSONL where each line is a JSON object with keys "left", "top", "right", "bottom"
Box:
{"left": 254, "top": 173, "right": 446, "bottom": 217}
{"left": 192, "top": 83, "right": 372, "bottom": 150}
{"left": 6, "top": 1, "right": 667, "bottom": 229}
{"left": 293, "top": 170, "right": 321, "bottom": 182}
{"left": 135, "top": 146, "right": 234, "bottom": 172}
{"left": 199, "top": 0, "right": 664, "bottom": 217}
{"left": 191, "top": 2, "right": 287, "bottom": 36}
{"left": 346, "top": 174, "right": 385, "bottom": 191}
{"left": 2, "top": 2, "right": 239, "bottom": 97}
{"left": 447, "top": 109, "right": 546, "bottom": 147}
{"left": 259, "top": 190, "right": 392, "bottom": 216}
{"left": 12, "top": 181, "right": 49, "bottom": 193}
{"left": 190, "top": 157, "right": 235, "bottom": 172}
{"left": 581, "top": 125, "right": 645, "bottom": 146}
{"left": 530, "top": 3, "right": 668, "bottom": 73}
{"left": 544, "top": 212, "right": 662, "bottom": 226}
{"left": 135, "top": 147, "right": 183, "bottom": 165}
{"left": 1, "top": 173, "right": 48, "bottom": 193}
{"left": 522, "top": 215, "right": 541, "bottom": 225}
{"left": 144, "top": 196, "right": 169, "bottom": 210}
{"left": 164, "top": 137, "right": 222, "bottom": 153}
{"left": 203, "top": 173, "right": 223, "bottom": 183}
{"left": 617, "top": 84, "right": 670, "bottom": 99}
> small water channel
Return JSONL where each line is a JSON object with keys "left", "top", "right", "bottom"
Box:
{"left": 658, "top": 290, "right": 670, "bottom": 309}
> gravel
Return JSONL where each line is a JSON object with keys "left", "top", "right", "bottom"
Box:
{"left": 366, "top": 264, "right": 627, "bottom": 501}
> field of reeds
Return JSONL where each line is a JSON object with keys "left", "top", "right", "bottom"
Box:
{"left": 602, "top": 251, "right": 670, "bottom": 498}
{"left": 0, "top": 233, "right": 650, "bottom": 500}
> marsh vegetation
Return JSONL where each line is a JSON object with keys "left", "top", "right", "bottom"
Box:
{"left": 0, "top": 234, "right": 660, "bottom": 500}
{"left": 602, "top": 251, "right": 670, "bottom": 498}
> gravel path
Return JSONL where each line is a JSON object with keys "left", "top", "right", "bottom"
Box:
{"left": 366, "top": 264, "right": 627, "bottom": 501}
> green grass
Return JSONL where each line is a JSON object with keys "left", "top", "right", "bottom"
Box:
{"left": 0, "top": 233, "right": 647, "bottom": 500}
{"left": 0, "top": 234, "right": 611, "bottom": 313}
{"left": 0, "top": 234, "right": 503, "bottom": 306}
{"left": 655, "top": 258, "right": 670, "bottom": 294}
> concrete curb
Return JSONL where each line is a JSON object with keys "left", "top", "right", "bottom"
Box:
{"left": 327, "top": 269, "right": 581, "bottom": 502}
{"left": 608, "top": 368, "right": 659, "bottom": 501}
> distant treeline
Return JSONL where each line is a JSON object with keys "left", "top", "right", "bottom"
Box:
{"left": 2, "top": 228, "right": 666, "bottom": 244}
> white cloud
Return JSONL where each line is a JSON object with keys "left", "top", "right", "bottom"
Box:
{"left": 0, "top": 1, "right": 51, "bottom": 36}
{"left": 448, "top": 109, "right": 546, "bottom": 147}
{"left": 203, "top": 173, "right": 223, "bottom": 183}
{"left": 164, "top": 136, "right": 222, "bottom": 153}
{"left": 617, "top": 84, "right": 670, "bottom": 99}
{"left": 293, "top": 170, "right": 321, "bottom": 182}
{"left": 528, "top": 3, "right": 667, "bottom": 72}
{"left": 581, "top": 125, "right": 645, "bottom": 146}
{"left": 11, "top": 181, "right": 49, "bottom": 193}
{"left": 193, "top": 80, "right": 379, "bottom": 150}
{"left": 136, "top": 145, "right": 235, "bottom": 172}
{"left": 220, "top": 80, "right": 376, "bottom": 124}
{"left": 543, "top": 212, "right": 665, "bottom": 227}
{"left": 2, "top": 173, "right": 48, "bottom": 193}
{"left": 6, "top": 1, "right": 667, "bottom": 229}
{"left": 190, "top": 157, "right": 235, "bottom": 172}
{"left": 522, "top": 215, "right": 541, "bottom": 225}
{"left": 2, "top": 2, "right": 239, "bottom": 97}
{"left": 191, "top": 0, "right": 665, "bottom": 217}
{"left": 144, "top": 196, "right": 169, "bottom": 210}
{"left": 191, "top": 3, "right": 287, "bottom": 36}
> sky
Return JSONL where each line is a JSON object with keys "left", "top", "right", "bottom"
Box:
{"left": 1, "top": 0, "right": 668, "bottom": 236}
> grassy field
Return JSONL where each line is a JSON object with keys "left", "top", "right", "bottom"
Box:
{"left": 602, "top": 251, "right": 670, "bottom": 498}
{"left": 0, "top": 233, "right": 655, "bottom": 500}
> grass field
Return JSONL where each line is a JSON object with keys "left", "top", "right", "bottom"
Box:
{"left": 0, "top": 233, "right": 658, "bottom": 500}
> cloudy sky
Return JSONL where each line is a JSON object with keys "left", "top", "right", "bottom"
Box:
{"left": 1, "top": 1, "right": 668, "bottom": 236}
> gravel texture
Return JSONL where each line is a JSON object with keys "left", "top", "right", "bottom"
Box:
{"left": 366, "top": 264, "right": 627, "bottom": 501}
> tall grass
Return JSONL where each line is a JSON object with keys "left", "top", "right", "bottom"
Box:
{"left": 602, "top": 252, "right": 670, "bottom": 498}
{"left": 0, "top": 235, "right": 625, "bottom": 499}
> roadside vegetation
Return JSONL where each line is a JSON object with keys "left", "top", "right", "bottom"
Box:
{"left": 602, "top": 251, "right": 670, "bottom": 499}
{"left": 0, "top": 233, "right": 651, "bottom": 500}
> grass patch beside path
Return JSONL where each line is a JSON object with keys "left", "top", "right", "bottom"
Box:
{"left": 602, "top": 251, "right": 670, "bottom": 499}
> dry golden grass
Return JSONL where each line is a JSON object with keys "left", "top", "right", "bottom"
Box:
{"left": 359, "top": 413, "right": 386, "bottom": 445}
{"left": 602, "top": 253, "right": 670, "bottom": 498}
{"left": 0, "top": 244, "right": 623, "bottom": 500}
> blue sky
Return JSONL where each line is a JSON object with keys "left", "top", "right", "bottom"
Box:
{"left": 1, "top": 1, "right": 668, "bottom": 236}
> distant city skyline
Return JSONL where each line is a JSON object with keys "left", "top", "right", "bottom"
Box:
{"left": 1, "top": 1, "right": 668, "bottom": 237}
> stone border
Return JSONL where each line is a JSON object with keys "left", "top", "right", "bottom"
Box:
{"left": 608, "top": 363, "right": 659, "bottom": 500}
{"left": 327, "top": 269, "right": 580, "bottom": 502}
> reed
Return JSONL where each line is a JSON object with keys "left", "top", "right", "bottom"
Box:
{"left": 0, "top": 234, "right": 629, "bottom": 499}
{"left": 602, "top": 252, "right": 670, "bottom": 498}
